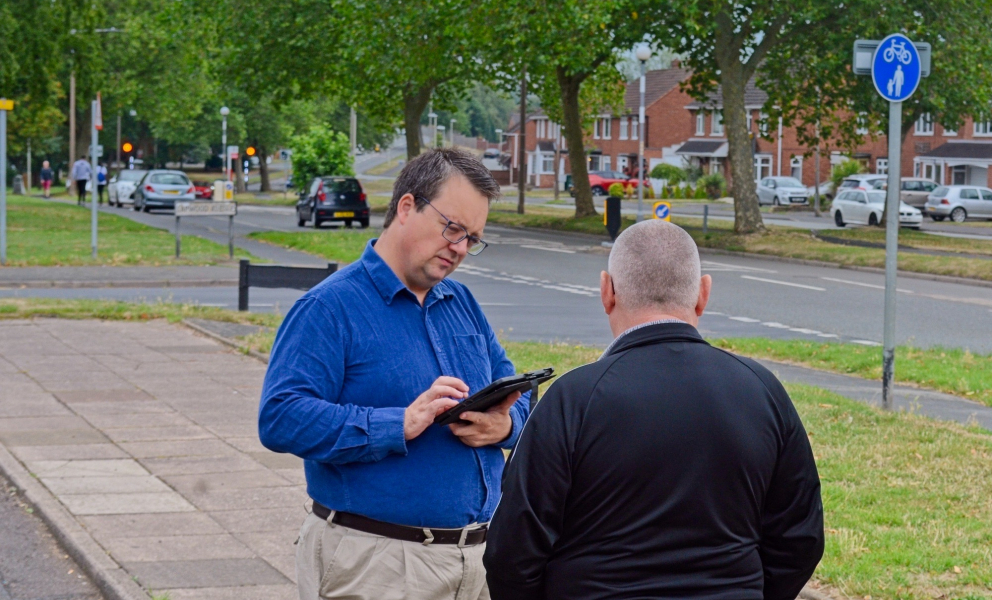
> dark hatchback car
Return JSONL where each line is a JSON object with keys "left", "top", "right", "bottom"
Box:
{"left": 296, "top": 176, "right": 370, "bottom": 228}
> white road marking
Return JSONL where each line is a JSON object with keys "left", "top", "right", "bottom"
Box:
{"left": 821, "top": 277, "right": 914, "bottom": 294}
{"left": 789, "top": 328, "right": 822, "bottom": 335}
{"left": 762, "top": 322, "right": 791, "bottom": 329}
{"left": 729, "top": 316, "right": 761, "bottom": 323}
{"left": 197, "top": 303, "right": 228, "bottom": 307}
{"left": 740, "top": 275, "right": 826, "bottom": 291}
{"left": 702, "top": 260, "right": 777, "bottom": 274}
{"left": 817, "top": 333, "right": 840, "bottom": 338}
{"left": 851, "top": 339, "right": 882, "bottom": 346}
{"left": 520, "top": 244, "right": 576, "bottom": 254}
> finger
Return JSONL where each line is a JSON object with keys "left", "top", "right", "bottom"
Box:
{"left": 494, "top": 391, "right": 522, "bottom": 412}
{"left": 429, "top": 397, "right": 460, "bottom": 414}
{"left": 426, "top": 386, "right": 468, "bottom": 402}
{"left": 433, "top": 376, "right": 469, "bottom": 393}
{"left": 456, "top": 411, "right": 486, "bottom": 424}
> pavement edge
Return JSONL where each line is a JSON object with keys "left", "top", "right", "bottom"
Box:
{"left": 0, "top": 443, "right": 150, "bottom": 600}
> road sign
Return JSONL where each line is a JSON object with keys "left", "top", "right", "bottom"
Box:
{"left": 175, "top": 201, "right": 237, "bottom": 217}
{"left": 95, "top": 144, "right": 104, "bottom": 158}
{"left": 871, "top": 33, "right": 921, "bottom": 102}
{"left": 653, "top": 201, "right": 671, "bottom": 221}
{"left": 0, "top": 99, "right": 13, "bottom": 111}
{"left": 94, "top": 92, "right": 103, "bottom": 130}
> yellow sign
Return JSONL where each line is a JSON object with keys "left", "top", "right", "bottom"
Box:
{"left": 0, "top": 99, "right": 13, "bottom": 111}
{"left": 653, "top": 201, "right": 672, "bottom": 221}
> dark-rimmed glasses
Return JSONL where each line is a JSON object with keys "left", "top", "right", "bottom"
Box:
{"left": 416, "top": 196, "right": 488, "bottom": 256}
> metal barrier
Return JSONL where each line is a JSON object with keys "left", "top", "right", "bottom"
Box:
{"left": 238, "top": 259, "right": 338, "bottom": 311}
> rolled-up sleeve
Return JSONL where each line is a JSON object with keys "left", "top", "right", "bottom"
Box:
{"left": 258, "top": 296, "right": 408, "bottom": 464}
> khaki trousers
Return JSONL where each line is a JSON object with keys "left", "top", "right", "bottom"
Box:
{"left": 296, "top": 512, "right": 491, "bottom": 600}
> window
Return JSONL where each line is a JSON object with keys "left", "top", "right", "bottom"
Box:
{"left": 759, "top": 112, "right": 769, "bottom": 136}
{"left": 747, "top": 112, "right": 753, "bottom": 132}
{"left": 618, "top": 156, "right": 629, "bottom": 172}
{"left": 975, "top": 119, "right": 992, "bottom": 136}
{"left": 876, "top": 158, "right": 888, "bottom": 175}
{"left": 537, "top": 119, "right": 548, "bottom": 139}
{"left": 588, "top": 155, "right": 601, "bottom": 171}
{"left": 631, "top": 117, "right": 639, "bottom": 140}
{"left": 856, "top": 113, "right": 869, "bottom": 135}
{"left": 943, "top": 125, "right": 957, "bottom": 136}
{"left": 960, "top": 188, "right": 980, "bottom": 200}
{"left": 619, "top": 117, "right": 629, "bottom": 140}
{"left": 593, "top": 120, "right": 600, "bottom": 139}
{"left": 150, "top": 173, "right": 190, "bottom": 185}
{"left": 981, "top": 189, "right": 992, "bottom": 201}
{"left": 915, "top": 113, "right": 934, "bottom": 135}
{"left": 902, "top": 180, "right": 922, "bottom": 191}
{"left": 695, "top": 113, "right": 705, "bottom": 135}
{"left": 602, "top": 118, "right": 612, "bottom": 140}
{"left": 712, "top": 112, "right": 724, "bottom": 136}
{"left": 790, "top": 156, "right": 803, "bottom": 181}
{"left": 602, "top": 156, "right": 611, "bottom": 171}
{"left": 541, "top": 155, "right": 554, "bottom": 173}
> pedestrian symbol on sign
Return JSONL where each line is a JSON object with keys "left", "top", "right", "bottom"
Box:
{"left": 871, "top": 33, "right": 920, "bottom": 102}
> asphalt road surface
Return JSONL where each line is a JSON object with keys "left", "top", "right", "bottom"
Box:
{"left": 9, "top": 202, "right": 992, "bottom": 351}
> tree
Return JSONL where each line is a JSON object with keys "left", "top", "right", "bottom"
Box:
{"left": 290, "top": 125, "right": 354, "bottom": 186}
{"left": 482, "top": 0, "right": 661, "bottom": 218}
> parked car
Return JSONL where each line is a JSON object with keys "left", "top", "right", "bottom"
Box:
{"left": 108, "top": 169, "right": 148, "bottom": 207}
{"left": 132, "top": 170, "right": 195, "bottom": 212}
{"left": 830, "top": 189, "right": 922, "bottom": 228}
{"left": 192, "top": 180, "right": 214, "bottom": 200}
{"left": 756, "top": 176, "right": 809, "bottom": 206}
{"left": 836, "top": 174, "right": 887, "bottom": 192}
{"left": 568, "top": 171, "right": 649, "bottom": 196}
{"left": 296, "top": 176, "right": 370, "bottom": 228}
{"left": 805, "top": 180, "right": 836, "bottom": 201}
{"left": 483, "top": 148, "right": 500, "bottom": 159}
{"left": 924, "top": 185, "right": 992, "bottom": 222}
{"left": 874, "top": 177, "right": 940, "bottom": 209}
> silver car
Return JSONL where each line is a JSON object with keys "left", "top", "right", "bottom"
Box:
{"left": 132, "top": 170, "right": 195, "bottom": 212}
{"left": 924, "top": 185, "right": 992, "bottom": 222}
{"left": 756, "top": 176, "right": 809, "bottom": 206}
{"left": 108, "top": 169, "right": 147, "bottom": 207}
{"left": 831, "top": 189, "right": 922, "bottom": 228}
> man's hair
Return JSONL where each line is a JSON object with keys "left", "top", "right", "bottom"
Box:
{"left": 383, "top": 148, "right": 501, "bottom": 227}
{"left": 608, "top": 220, "right": 702, "bottom": 312}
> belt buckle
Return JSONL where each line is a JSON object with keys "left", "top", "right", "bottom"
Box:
{"left": 422, "top": 528, "right": 434, "bottom": 546}
{"left": 457, "top": 527, "right": 470, "bottom": 548}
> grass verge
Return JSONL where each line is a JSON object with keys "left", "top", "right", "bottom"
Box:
{"left": 0, "top": 298, "right": 282, "bottom": 327}
{"left": 1, "top": 197, "right": 255, "bottom": 266}
{"left": 712, "top": 338, "right": 992, "bottom": 408}
{"left": 247, "top": 229, "right": 377, "bottom": 264}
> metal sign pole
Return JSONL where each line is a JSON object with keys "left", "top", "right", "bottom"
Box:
{"left": 0, "top": 103, "right": 7, "bottom": 266}
{"left": 91, "top": 100, "right": 99, "bottom": 258}
{"left": 882, "top": 100, "right": 902, "bottom": 410}
{"left": 175, "top": 216, "right": 181, "bottom": 258}
{"left": 228, "top": 214, "right": 234, "bottom": 259}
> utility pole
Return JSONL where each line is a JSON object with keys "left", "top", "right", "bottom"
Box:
{"left": 635, "top": 45, "right": 651, "bottom": 221}
{"left": 26, "top": 138, "right": 32, "bottom": 196}
{"left": 69, "top": 71, "right": 76, "bottom": 195}
{"left": 813, "top": 121, "right": 822, "bottom": 217}
{"left": 518, "top": 66, "right": 527, "bottom": 214}
{"left": 116, "top": 112, "right": 122, "bottom": 170}
{"left": 91, "top": 97, "right": 101, "bottom": 258}
{"left": 1, "top": 98, "right": 10, "bottom": 265}
{"left": 350, "top": 107, "right": 357, "bottom": 154}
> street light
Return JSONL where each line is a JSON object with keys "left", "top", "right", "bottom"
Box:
{"left": 428, "top": 111, "right": 438, "bottom": 149}
{"left": 635, "top": 44, "right": 652, "bottom": 221}
{"left": 450, "top": 119, "right": 456, "bottom": 148}
{"left": 495, "top": 128, "right": 503, "bottom": 155}
{"left": 220, "top": 106, "right": 230, "bottom": 183}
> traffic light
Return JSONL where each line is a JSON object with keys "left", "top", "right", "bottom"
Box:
{"left": 122, "top": 142, "right": 133, "bottom": 153}
{"left": 246, "top": 146, "right": 256, "bottom": 157}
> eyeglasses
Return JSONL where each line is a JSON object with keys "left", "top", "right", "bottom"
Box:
{"left": 416, "top": 196, "right": 489, "bottom": 256}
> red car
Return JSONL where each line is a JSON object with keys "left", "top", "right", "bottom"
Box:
{"left": 570, "top": 171, "right": 650, "bottom": 196}
{"left": 192, "top": 180, "right": 213, "bottom": 200}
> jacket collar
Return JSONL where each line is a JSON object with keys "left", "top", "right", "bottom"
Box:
{"left": 605, "top": 322, "right": 708, "bottom": 357}
{"left": 361, "top": 239, "right": 454, "bottom": 306}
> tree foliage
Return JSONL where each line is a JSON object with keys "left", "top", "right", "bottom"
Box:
{"left": 290, "top": 125, "right": 354, "bottom": 185}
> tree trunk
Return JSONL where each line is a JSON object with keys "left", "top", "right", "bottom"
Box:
{"left": 518, "top": 66, "right": 527, "bottom": 214}
{"left": 403, "top": 84, "right": 434, "bottom": 160}
{"left": 553, "top": 142, "right": 561, "bottom": 202}
{"left": 720, "top": 64, "right": 764, "bottom": 234}
{"left": 259, "top": 146, "right": 271, "bottom": 192}
{"left": 557, "top": 68, "right": 595, "bottom": 218}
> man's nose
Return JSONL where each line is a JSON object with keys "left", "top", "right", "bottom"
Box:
{"left": 448, "top": 237, "right": 469, "bottom": 257}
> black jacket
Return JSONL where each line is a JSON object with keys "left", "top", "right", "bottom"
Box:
{"left": 484, "top": 323, "right": 823, "bottom": 600}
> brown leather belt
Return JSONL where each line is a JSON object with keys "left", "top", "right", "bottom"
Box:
{"left": 311, "top": 501, "right": 488, "bottom": 546}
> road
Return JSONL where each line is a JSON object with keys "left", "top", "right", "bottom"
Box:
{"left": 6, "top": 202, "right": 992, "bottom": 352}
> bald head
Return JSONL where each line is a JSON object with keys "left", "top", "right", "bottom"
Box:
{"left": 608, "top": 220, "right": 702, "bottom": 313}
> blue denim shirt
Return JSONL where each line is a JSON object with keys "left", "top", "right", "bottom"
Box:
{"left": 259, "top": 240, "right": 528, "bottom": 528}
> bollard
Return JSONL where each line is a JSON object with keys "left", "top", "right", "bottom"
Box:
{"left": 604, "top": 195, "right": 621, "bottom": 241}
{"left": 12, "top": 174, "right": 24, "bottom": 195}
{"left": 703, "top": 204, "right": 709, "bottom": 235}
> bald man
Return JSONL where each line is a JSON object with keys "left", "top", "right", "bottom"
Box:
{"left": 484, "top": 221, "right": 824, "bottom": 600}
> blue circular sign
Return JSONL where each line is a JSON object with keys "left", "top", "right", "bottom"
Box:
{"left": 871, "top": 33, "right": 921, "bottom": 102}
{"left": 654, "top": 203, "right": 670, "bottom": 219}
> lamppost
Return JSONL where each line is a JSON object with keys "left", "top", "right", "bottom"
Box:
{"left": 428, "top": 111, "right": 438, "bottom": 149}
{"left": 220, "top": 106, "right": 230, "bottom": 182}
{"left": 635, "top": 44, "right": 652, "bottom": 221}
{"left": 495, "top": 128, "right": 503, "bottom": 155}
{"left": 450, "top": 119, "right": 456, "bottom": 147}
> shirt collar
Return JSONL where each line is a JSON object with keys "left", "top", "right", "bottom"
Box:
{"left": 361, "top": 239, "right": 455, "bottom": 305}
{"left": 600, "top": 318, "right": 688, "bottom": 359}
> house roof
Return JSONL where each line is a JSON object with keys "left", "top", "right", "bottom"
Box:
{"left": 623, "top": 67, "right": 692, "bottom": 112}
{"left": 920, "top": 141, "right": 992, "bottom": 160}
{"left": 675, "top": 139, "right": 728, "bottom": 157}
{"left": 685, "top": 78, "right": 769, "bottom": 110}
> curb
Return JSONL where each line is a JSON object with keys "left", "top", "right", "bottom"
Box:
{"left": 0, "top": 444, "right": 149, "bottom": 600}
{"left": 181, "top": 319, "right": 270, "bottom": 364}
{"left": 0, "top": 279, "right": 238, "bottom": 290}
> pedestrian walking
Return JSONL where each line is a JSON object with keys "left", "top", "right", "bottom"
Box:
{"left": 40, "top": 161, "right": 53, "bottom": 198}
{"left": 70, "top": 157, "right": 92, "bottom": 206}
{"left": 97, "top": 162, "right": 108, "bottom": 205}
{"left": 485, "top": 220, "right": 824, "bottom": 600}
{"left": 259, "top": 148, "right": 527, "bottom": 600}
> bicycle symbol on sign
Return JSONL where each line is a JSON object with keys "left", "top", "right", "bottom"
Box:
{"left": 882, "top": 39, "right": 913, "bottom": 65}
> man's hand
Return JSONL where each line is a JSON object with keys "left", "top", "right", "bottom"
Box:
{"left": 404, "top": 377, "right": 467, "bottom": 441}
{"left": 449, "top": 391, "right": 521, "bottom": 447}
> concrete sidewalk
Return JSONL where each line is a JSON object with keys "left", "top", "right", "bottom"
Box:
{"left": 0, "top": 319, "right": 302, "bottom": 600}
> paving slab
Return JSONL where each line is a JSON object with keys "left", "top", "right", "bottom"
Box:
{"left": 0, "top": 319, "right": 305, "bottom": 598}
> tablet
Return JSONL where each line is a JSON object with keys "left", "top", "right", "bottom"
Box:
{"left": 433, "top": 368, "right": 555, "bottom": 426}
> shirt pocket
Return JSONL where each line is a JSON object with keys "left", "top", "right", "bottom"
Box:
{"left": 452, "top": 334, "right": 493, "bottom": 394}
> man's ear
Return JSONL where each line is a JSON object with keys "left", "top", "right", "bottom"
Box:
{"left": 395, "top": 193, "right": 416, "bottom": 225}
{"left": 600, "top": 271, "right": 616, "bottom": 316}
{"left": 695, "top": 274, "right": 712, "bottom": 317}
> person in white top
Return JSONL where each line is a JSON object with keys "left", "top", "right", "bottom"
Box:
{"left": 71, "top": 158, "right": 92, "bottom": 206}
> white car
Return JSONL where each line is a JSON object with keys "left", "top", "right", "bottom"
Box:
{"left": 756, "top": 176, "right": 809, "bottom": 206}
{"left": 831, "top": 189, "right": 922, "bottom": 228}
{"left": 108, "top": 169, "right": 148, "bottom": 207}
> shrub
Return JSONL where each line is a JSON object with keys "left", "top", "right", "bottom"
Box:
{"left": 607, "top": 182, "right": 625, "bottom": 197}
{"left": 661, "top": 186, "right": 670, "bottom": 199}
{"left": 684, "top": 165, "right": 704, "bottom": 184}
{"left": 290, "top": 125, "right": 354, "bottom": 186}
{"left": 697, "top": 173, "right": 727, "bottom": 200}
{"left": 645, "top": 186, "right": 655, "bottom": 199}
{"left": 694, "top": 184, "right": 708, "bottom": 200}
{"left": 649, "top": 163, "right": 686, "bottom": 185}
{"left": 681, "top": 185, "right": 693, "bottom": 198}
{"left": 830, "top": 159, "right": 865, "bottom": 191}
{"left": 624, "top": 183, "right": 635, "bottom": 198}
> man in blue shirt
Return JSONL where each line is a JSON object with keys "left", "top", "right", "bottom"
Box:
{"left": 259, "top": 148, "right": 528, "bottom": 600}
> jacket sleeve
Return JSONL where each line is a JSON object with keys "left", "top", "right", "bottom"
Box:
{"left": 484, "top": 381, "right": 572, "bottom": 600}
{"left": 258, "top": 296, "right": 407, "bottom": 464}
{"left": 759, "top": 380, "right": 825, "bottom": 600}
